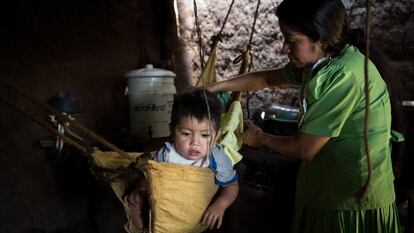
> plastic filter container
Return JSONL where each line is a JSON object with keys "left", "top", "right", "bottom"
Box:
{"left": 125, "top": 64, "right": 176, "bottom": 138}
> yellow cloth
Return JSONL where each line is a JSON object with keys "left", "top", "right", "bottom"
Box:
{"left": 196, "top": 41, "right": 218, "bottom": 86}
{"left": 147, "top": 160, "right": 218, "bottom": 233}
{"left": 91, "top": 150, "right": 146, "bottom": 233}
{"left": 91, "top": 150, "right": 218, "bottom": 233}
{"left": 193, "top": 37, "right": 244, "bottom": 165}
{"left": 219, "top": 100, "right": 244, "bottom": 165}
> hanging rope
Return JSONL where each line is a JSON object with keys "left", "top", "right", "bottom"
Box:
{"left": 193, "top": 0, "right": 237, "bottom": 153}
{"left": 215, "top": 0, "right": 236, "bottom": 43}
{"left": 355, "top": 0, "right": 372, "bottom": 201}
{"left": 193, "top": 0, "right": 206, "bottom": 72}
{"left": 194, "top": 0, "right": 235, "bottom": 83}
{"left": 245, "top": 0, "right": 260, "bottom": 119}
{"left": 232, "top": 0, "right": 261, "bottom": 118}
{"left": 247, "top": 0, "right": 260, "bottom": 51}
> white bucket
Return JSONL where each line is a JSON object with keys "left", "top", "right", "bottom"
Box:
{"left": 125, "top": 64, "right": 176, "bottom": 138}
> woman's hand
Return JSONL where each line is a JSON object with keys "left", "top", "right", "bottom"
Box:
{"left": 242, "top": 120, "right": 264, "bottom": 148}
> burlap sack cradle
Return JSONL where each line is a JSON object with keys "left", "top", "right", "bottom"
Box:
{"left": 91, "top": 150, "right": 218, "bottom": 233}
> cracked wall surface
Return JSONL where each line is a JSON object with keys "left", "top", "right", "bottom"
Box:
{"left": 176, "top": 0, "right": 414, "bottom": 114}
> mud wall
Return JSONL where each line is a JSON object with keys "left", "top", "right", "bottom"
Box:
{"left": 176, "top": 0, "right": 414, "bottom": 111}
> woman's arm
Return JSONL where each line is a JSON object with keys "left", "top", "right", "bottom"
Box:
{"left": 206, "top": 68, "right": 292, "bottom": 92}
{"left": 243, "top": 121, "right": 330, "bottom": 161}
{"left": 201, "top": 182, "right": 239, "bottom": 229}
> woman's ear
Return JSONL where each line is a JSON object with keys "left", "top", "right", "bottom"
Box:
{"left": 320, "top": 40, "right": 329, "bottom": 51}
{"left": 315, "top": 40, "right": 329, "bottom": 58}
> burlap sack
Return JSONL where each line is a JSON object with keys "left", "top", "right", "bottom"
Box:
{"left": 91, "top": 150, "right": 218, "bottom": 233}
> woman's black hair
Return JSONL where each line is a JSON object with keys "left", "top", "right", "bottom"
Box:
{"left": 276, "top": 0, "right": 348, "bottom": 55}
{"left": 170, "top": 89, "right": 223, "bottom": 131}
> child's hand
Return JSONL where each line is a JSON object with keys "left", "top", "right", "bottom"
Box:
{"left": 122, "top": 184, "right": 147, "bottom": 230}
{"left": 201, "top": 201, "right": 226, "bottom": 229}
{"left": 122, "top": 188, "right": 142, "bottom": 209}
{"left": 122, "top": 177, "right": 147, "bottom": 210}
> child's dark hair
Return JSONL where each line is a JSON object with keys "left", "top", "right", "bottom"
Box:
{"left": 170, "top": 89, "right": 223, "bottom": 131}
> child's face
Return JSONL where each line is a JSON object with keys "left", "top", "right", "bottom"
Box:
{"left": 171, "top": 116, "right": 220, "bottom": 161}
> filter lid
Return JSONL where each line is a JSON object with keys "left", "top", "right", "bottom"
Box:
{"left": 125, "top": 64, "right": 176, "bottom": 78}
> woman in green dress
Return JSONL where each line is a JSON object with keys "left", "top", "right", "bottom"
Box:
{"left": 205, "top": 0, "right": 401, "bottom": 232}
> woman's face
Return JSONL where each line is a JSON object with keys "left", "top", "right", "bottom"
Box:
{"left": 171, "top": 116, "right": 219, "bottom": 161}
{"left": 279, "top": 21, "right": 326, "bottom": 68}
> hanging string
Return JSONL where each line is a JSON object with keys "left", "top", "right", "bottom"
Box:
{"left": 193, "top": 0, "right": 206, "bottom": 72}
{"left": 216, "top": 0, "right": 236, "bottom": 41}
{"left": 231, "top": 0, "right": 260, "bottom": 118}
{"left": 193, "top": 0, "right": 236, "bottom": 153}
{"left": 193, "top": 0, "right": 236, "bottom": 75}
{"left": 355, "top": 0, "right": 372, "bottom": 200}
{"left": 247, "top": 0, "right": 260, "bottom": 50}
{"left": 245, "top": 0, "right": 261, "bottom": 119}
{"left": 193, "top": 0, "right": 214, "bottom": 153}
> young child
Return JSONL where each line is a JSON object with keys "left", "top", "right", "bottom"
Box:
{"left": 123, "top": 89, "right": 239, "bottom": 232}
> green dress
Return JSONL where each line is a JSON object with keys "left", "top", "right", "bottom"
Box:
{"left": 284, "top": 45, "right": 401, "bottom": 233}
